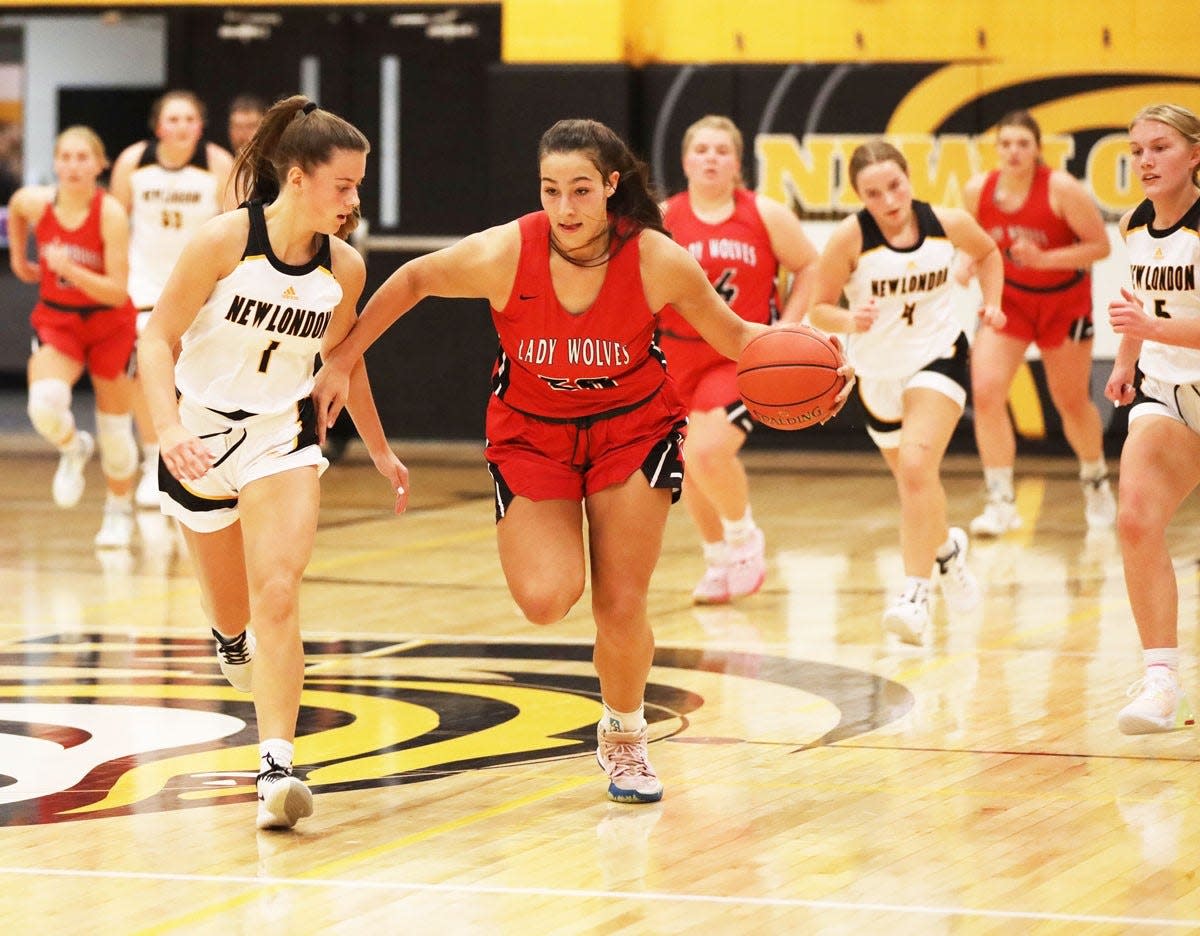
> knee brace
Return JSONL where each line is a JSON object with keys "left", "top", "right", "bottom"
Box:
{"left": 27, "top": 379, "right": 75, "bottom": 447}
{"left": 95, "top": 411, "right": 139, "bottom": 481}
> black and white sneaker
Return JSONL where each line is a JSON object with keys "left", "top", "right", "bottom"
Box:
{"left": 213, "top": 628, "right": 255, "bottom": 692}
{"left": 256, "top": 755, "right": 313, "bottom": 830}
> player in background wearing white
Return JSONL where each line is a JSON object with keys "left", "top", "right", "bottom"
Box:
{"left": 1105, "top": 104, "right": 1200, "bottom": 735}
{"left": 958, "top": 109, "right": 1115, "bottom": 536}
{"left": 138, "top": 96, "right": 407, "bottom": 829}
{"left": 659, "top": 115, "right": 819, "bottom": 604}
{"left": 110, "top": 90, "right": 234, "bottom": 512}
{"left": 8, "top": 127, "right": 139, "bottom": 547}
{"left": 809, "top": 140, "right": 1005, "bottom": 645}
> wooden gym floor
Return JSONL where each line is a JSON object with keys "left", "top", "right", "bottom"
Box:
{"left": 1, "top": 434, "right": 1198, "bottom": 934}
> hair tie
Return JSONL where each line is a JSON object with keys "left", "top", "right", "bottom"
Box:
{"left": 302, "top": 101, "right": 318, "bottom": 115}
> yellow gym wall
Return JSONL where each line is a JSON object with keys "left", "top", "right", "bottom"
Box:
{"left": 502, "top": 0, "right": 1198, "bottom": 67}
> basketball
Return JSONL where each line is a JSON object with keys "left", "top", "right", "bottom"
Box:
{"left": 735, "top": 325, "right": 846, "bottom": 430}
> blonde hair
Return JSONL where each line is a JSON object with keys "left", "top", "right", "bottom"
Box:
{"left": 680, "top": 115, "right": 744, "bottom": 187}
{"left": 1130, "top": 103, "right": 1200, "bottom": 185}
{"left": 55, "top": 125, "right": 109, "bottom": 170}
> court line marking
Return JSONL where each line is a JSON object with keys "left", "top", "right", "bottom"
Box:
{"left": 0, "top": 864, "right": 1193, "bottom": 928}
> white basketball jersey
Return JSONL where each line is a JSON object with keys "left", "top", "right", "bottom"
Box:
{"left": 1124, "top": 196, "right": 1200, "bottom": 385}
{"left": 175, "top": 202, "right": 342, "bottom": 415}
{"left": 127, "top": 141, "right": 223, "bottom": 308}
{"left": 842, "top": 201, "right": 961, "bottom": 379}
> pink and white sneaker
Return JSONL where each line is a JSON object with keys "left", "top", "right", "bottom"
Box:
{"left": 692, "top": 564, "right": 731, "bottom": 605}
{"left": 726, "top": 526, "right": 766, "bottom": 598}
{"left": 596, "top": 724, "right": 663, "bottom": 804}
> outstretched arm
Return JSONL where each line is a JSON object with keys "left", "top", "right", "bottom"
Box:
{"left": 312, "top": 221, "right": 519, "bottom": 435}
{"left": 321, "top": 239, "right": 409, "bottom": 513}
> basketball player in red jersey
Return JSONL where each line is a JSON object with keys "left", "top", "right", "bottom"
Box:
{"left": 660, "top": 115, "right": 820, "bottom": 604}
{"left": 8, "top": 126, "right": 140, "bottom": 547}
{"left": 958, "top": 110, "right": 1114, "bottom": 536}
{"left": 314, "top": 118, "right": 853, "bottom": 804}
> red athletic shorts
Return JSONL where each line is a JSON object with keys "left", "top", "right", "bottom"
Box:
{"left": 484, "top": 390, "right": 687, "bottom": 521}
{"left": 31, "top": 303, "right": 137, "bottom": 380}
{"left": 997, "top": 274, "right": 1093, "bottom": 350}
{"left": 660, "top": 333, "right": 736, "bottom": 411}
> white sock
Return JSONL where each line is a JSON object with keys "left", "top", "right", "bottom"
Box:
{"left": 1144, "top": 648, "right": 1180, "bottom": 676}
{"left": 702, "top": 540, "right": 730, "bottom": 566}
{"left": 104, "top": 491, "right": 133, "bottom": 511}
{"left": 601, "top": 702, "right": 646, "bottom": 734}
{"left": 721, "top": 507, "right": 756, "bottom": 544}
{"left": 983, "top": 466, "right": 1014, "bottom": 501}
{"left": 936, "top": 533, "right": 959, "bottom": 563}
{"left": 259, "top": 738, "right": 295, "bottom": 775}
{"left": 902, "top": 576, "right": 931, "bottom": 603}
{"left": 1080, "top": 458, "right": 1108, "bottom": 483}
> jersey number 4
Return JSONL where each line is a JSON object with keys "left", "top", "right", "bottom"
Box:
{"left": 713, "top": 268, "right": 738, "bottom": 305}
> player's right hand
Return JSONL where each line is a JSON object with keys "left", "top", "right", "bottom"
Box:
{"left": 158, "top": 424, "right": 214, "bottom": 482}
{"left": 850, "top": 299, "right": 878, "bottom": 332}
{"left": 312, "top": 360, "right": 351, "bottom": 445}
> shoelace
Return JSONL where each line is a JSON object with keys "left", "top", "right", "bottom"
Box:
{"left": 213, "top": 629, "right": 251, "bottom": 665}
{"left": 256, "top": 752, "right": 293, "bottom": 785}
{"left": 1126, "top": 674, "right": 1176, "bottom": 701}
{"left": 935, "top": 541, "right": 961, "bottom": 576}
{"left": 601, "top": 735, "right": 656, "bottom": 780}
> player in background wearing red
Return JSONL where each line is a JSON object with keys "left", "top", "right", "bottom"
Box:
{"left": 810, "top": 140, "right": 1004, "bottom": 646}
{"left": 313, "top": 118, "right": 851, "bottom": 803}
{"left": 660, "top": 115, "right": 819, "bottom": 604}
{"left": 958, "top": 110, "right": 1114, "bottom": 537}
{"left": 8, "top": 126, "right": 139, "bottom": 547}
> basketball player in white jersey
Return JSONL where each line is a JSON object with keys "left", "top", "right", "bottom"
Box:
{"left": 110, "top": 90, "right": 234, "bottom": 511}
{"left": 1105, "top": 104, "right": 1200, "bottom": 735}
{"left": 809, "top": 140, "right": 1005, "bottom": 646}
{"left": 138, "top": 95, "right": 406, "bottom": 831}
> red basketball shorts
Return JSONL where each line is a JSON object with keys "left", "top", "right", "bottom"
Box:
{"left": 484, "top": 391, "right": 687, "bottom": 521}
{"left": 661, "top": 333, "right": 742, "bottom": 411}
{"left": 997, "top": 275, "right": 1093, "bottom": 350}
{"left": 31, "top": 303, "right": 136, "bottom": 380}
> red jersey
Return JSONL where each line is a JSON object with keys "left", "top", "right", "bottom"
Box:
{"left": 978, "top": 164, "right": 1088, "bottom": 292}
{"left": 489, "top": 211, "right": 675, "bottom": 420}
{"left": 658, "top": 188, "right": 779, "bottom": 339}
{"left": 35, "top": 188, "right": 134, "bottom": 314}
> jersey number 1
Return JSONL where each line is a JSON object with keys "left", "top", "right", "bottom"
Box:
{"left": 258, "top": 340, "right": 280, "bottom": 373}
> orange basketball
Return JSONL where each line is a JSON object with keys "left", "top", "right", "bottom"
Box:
{"left": 735, "top": 325, "right": 846, "bottom": 430}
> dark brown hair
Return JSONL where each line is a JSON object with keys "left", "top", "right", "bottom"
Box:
{"left": 231, "top": 95, "right": 370, "bottom": 237}
{"left": 538, "top": 118, "right": 664, "bottom": 263}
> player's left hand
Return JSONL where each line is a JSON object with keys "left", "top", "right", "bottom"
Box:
{"left": 979, "top": 305, "right": 1006, "bottom": 329}
{"left": 371, "top": 448, "right": 409, "bottom": 515}
{"left": 1109, "top": 288, "right": 1156, "bottom": 340}
{"left": 823, "top": 334, "right": 856, "bottom": 423}
{"left": 42, "top": 242, "right": 71, "bottom": 275}
{"left": 1007, "top": 237, "right": 1043, "bottom": 268}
